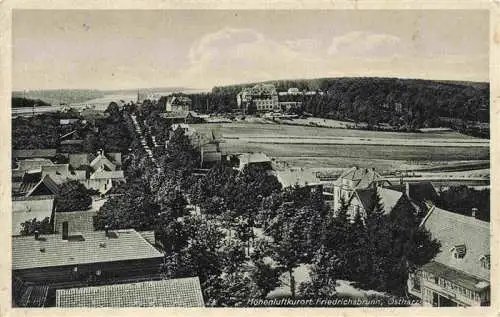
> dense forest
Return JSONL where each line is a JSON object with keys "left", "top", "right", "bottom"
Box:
{"left": 188, "top": 77, "right": 489, "bottom": 135}
{"left": 12, "top": 97, "right": 52, "bottom": 108}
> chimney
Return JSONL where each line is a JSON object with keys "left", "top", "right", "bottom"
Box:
{"left": 104, "top": 225, "right": 110, "bottom": 237}
{"left": 62, "top": 221, "right": 69, "bottom": 240}
{"left": 34, "top": 230, "right": 40, "bottom": 240}
{"left": 472, "top": 208, "right": 478, "bottom": 218}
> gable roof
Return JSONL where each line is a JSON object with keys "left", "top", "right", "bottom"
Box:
{"left": 420, "top": 206, "right": 490, "bottom": 282}
{"left": 12, "top": 229, "right": 163, "bottom": 270}
{"left": 334, "top": 167, "right": 383, "bottom": 189}
{"left": 90, "top": 153, "right": 116, "bottom": 171}
{"left": 353, "top": 187, "right": 404, "bottom": 215}
{"left": 12, "top": 198, "right": 55, "bottom": 235}
{"left": 55, "top": 277, "right": 204, "bottom": 307}
{"left": 13, "top": 149, "right": 57, "bottom": 159}
{"left": 22, "top": 174, "right": 60, "bottom": 197}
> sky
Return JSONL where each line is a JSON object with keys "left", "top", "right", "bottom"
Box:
{"left": 12, "top": 10, "right": 489, "bottom": 91}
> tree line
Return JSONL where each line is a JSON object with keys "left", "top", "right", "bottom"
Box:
{"left": 188, "top": 77, "right": 489, "bottom": 134}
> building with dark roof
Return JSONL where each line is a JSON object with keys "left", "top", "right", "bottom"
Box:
{"left": 329, "top": 166, "right": 387, "bottom": 213}
{"left": 408, "top": 206, "right": 490, "bottom": 307}
{"left": 16, "top": 173, "right": 59, "bottom": 197}
{"left": 12, "top": 149, "right": 57, "bottom": 160}
{"left": 56, "top": 277, "right": 204, "bottom": 307}
{"left": 346, "top": 186, "right": 416, "bottom": 220}
{"left": 12, "top": 227, "right": 165, "bottom": 307}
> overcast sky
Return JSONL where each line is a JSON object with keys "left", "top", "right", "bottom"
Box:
{"left": 12, "top": 10, "right": 489, "bottom": 90}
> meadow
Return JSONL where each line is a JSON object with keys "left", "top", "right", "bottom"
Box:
{"left": 194, "top": 122, "right": 489, "bottom": 172}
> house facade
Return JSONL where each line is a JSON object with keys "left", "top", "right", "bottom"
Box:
{"left": 408, "top": 206, "right": 490, "bottom": 307}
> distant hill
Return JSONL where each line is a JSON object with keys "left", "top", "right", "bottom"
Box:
{"left": 206, "top": 77, "right": 489, "bottom": 127}
{"left": 12, "top": 87, "right": 202, "bottom": 107}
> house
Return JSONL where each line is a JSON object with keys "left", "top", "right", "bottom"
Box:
{"left": 16, "top": 172, "right": 59, "bottom": 197}
{"left": 200, "top": 143, "right": 222, "bottom": 168}
{"left": 386, "top": 181, "right": 439, "bottom": 216}
{"left": 55, "top": 277, "right": 205, "bottom": 307}
{"left": 328, "top": 167, "right": 387, "bottom": 213}
{"left": 274, "top": 168, "right": 322, "bottom": 189}
{"left": 12, "top": 149, "right": 57, "bottom": 160}
{"left": 408, "top": 206, "right": 490, "bottom": 307}
{"left": 230, "top": 152, "right": 273, "bottom": 171}
{"left": 165, "top": 95, "right": 191, "bottom": 113}
{"left": 41, "top": 164, "right": 86, "bottom": 184}
{"left": 346, "top": 186, "right": 416, "bottom": 221}
{"left": 12, "top": 196, "right": 55, "bottom": 236}
{"left": 12, "top": 227, "right": 165, "bottom": 307}
{"left": 237, "top": 84, "right": 280, "bottom": 113}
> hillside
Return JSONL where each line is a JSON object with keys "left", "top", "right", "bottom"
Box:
{"left": 196, "top": 77, "right": 489, "bottom": 136}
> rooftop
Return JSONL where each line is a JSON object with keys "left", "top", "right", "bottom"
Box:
{"left": 53, "top": 210, "right": 97, "bottom": 233}
{"left": 12, "top": 229, "right": 163, "bottom": 270}
{"left": 354, "top": 187, "right": 405, "bottom": 215}
{"left": 421, "top": 206, "right": 490, "bottom": 282}
{"left": 13, "top": 149, "right": 57, "bottom": 159}
{"left": 334, "top": 166, "right": 383, "bottom": 189}
{"left": 421, "top": 261, "right": 490, "bottom": 292}
{"left": 56, "top": 277, "right": 205, "bottom": 307}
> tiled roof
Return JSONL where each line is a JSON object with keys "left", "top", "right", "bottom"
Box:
{"left": 16, "top": 159, "right": 54, "bottom": 172}
{"left": 56, "top": 277, "right": 205, "bottom": 307}
{"left": 21, "top": 174, "right": 60, "bottom": 197}
{"left": 334, "top": 167, "right": 383, "bottom": 189}
{"left": 90, "top": 154, "right": 116, "bottom": 171}
{"left": 421, "top": 206, "right": 490, "bottom": 282}
{"left": 13, "top": 149, "right": 57, "bottom": 159}
{"left": 12, "top": 229, "right": 163, "bottom": 270}
{"left": 12, "top": 198, "right": 54, "bottom": 235}
{"left": 54, "top": 210, "right": 97, "bottom": 233}
{"left": 353, "top": 187, "right": 404, "bottom": 215}
{"left": 60, "top": 139, "right": 84, "bottom": 145}
{"left": 69, "top": 153, "right": 90, "bottom": 168}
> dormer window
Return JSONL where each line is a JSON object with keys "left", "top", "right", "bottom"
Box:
{"left": 480, "top": 255, "right": 490, "bottom": 270}
{"left": 450, "top": 244, "right": 466, "bottom": 259}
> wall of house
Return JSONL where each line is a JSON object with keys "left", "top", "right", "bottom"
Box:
{"left": 14, "top": 257, "right": 164, "bottom": 288}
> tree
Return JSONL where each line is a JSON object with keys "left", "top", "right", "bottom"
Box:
{"left": 20, "top": 217, "right": 52, "bottom": 236}
{"left": 105, "top": 101, "right": 121, "bottom": 122}
{"left": 55, "top": 180, "right": 92, "bottom": 212}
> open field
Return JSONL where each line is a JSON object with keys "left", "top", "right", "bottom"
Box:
{"left": 194, "top": 122, "right": 489, "bottom": 173}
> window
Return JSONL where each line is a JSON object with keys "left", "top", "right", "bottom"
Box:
{"left": 450, "top": 244, "right": 466, "bottom": 259}
{"left": 480, "top": 254, "right": 490, "bottom": 269}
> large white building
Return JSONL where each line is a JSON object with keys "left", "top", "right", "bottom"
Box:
{"left": 236, "top": 84, "right": 279, "bottom": 112}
